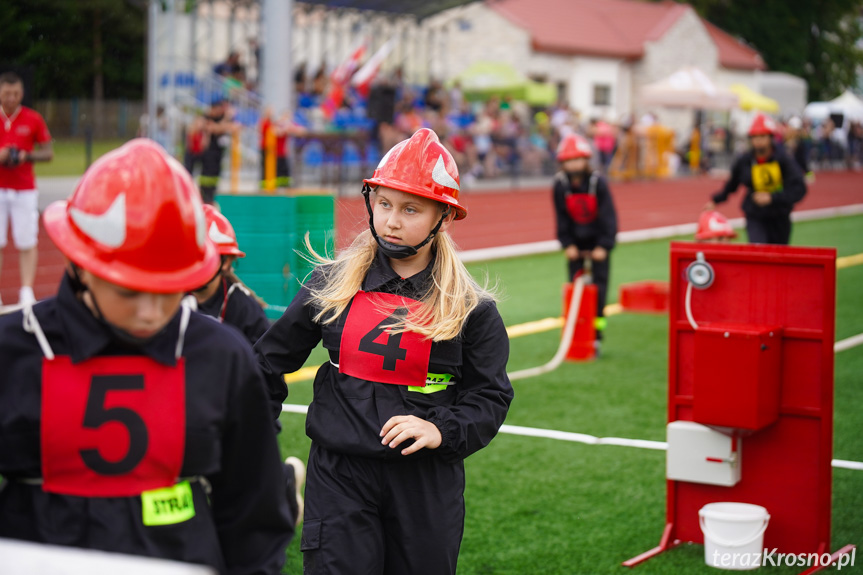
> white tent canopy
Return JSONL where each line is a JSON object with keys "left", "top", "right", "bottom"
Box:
{"left": 640, "top": 67, "right": 739, "bottom": 110}
{"left": 804, "top": 90, "right": 863, "bottom": 125}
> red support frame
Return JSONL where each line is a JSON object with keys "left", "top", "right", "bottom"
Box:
{"left": 625, "top": 242, "right": 841, "bottom": 569}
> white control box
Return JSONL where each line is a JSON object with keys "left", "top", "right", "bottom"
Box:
{"left": 666, "top": 420, "right": 741, "bottom": 486}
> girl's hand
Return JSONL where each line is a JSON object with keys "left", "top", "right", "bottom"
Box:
{"left": 591, "top": 246, "right": 608, "bottom": 261}
{"left": 565, "top": 245, "right": 579, "bottom": 261}
{"left": 380, "top": 415, "right": 442, "bottom": 456}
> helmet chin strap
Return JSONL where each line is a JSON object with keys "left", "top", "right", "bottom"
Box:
{"left": 362, "top": 183, "right": 450, "bottom": 260}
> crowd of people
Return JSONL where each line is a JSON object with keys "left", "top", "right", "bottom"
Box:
{"left": 174, "top": 50, "right": 863, "bottom": 198}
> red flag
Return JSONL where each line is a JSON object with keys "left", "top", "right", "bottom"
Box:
{"left": 321, "top": 41, "right": 366, "bottom": 120}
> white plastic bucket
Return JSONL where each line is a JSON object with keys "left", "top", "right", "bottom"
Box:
{"left": 699, "top": 502, "right": 770, "bottom": 570}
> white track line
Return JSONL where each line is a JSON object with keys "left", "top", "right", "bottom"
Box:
{"left": 278, "top": 404, "right": 862, "bottom": 470}
{"left": 457, "top": 204, "right": 863, "bottom": 263}
{"left": 835, "top": 333, "right": 863, "bottom": 353}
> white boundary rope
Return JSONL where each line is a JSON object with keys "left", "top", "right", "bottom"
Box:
{"left": 279, "top": 403, "right": 863, "bottom": 471}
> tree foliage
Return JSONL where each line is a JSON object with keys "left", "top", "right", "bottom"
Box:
{"left": 685, "top": 0, "right": 863, "bottom": 101}
{"left": 0, "top": 0, "right": 145, "bottom": 100}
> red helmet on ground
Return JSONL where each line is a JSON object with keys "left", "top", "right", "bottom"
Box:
{"left": 203, "top": 204, "right": 245, "bottom": 257}
{"left": 44, "top": 139, "right": 219, "bottom": 293}
{"left": 363, "top": 128, "right": 467, "bottom": 220}
{"left": 748, "top": 114, "right": 777, "bottom": 137}
{"left": 696, "top": 210, "right": 737, "bottom": 241}
{"left": 556, "top": 133, "right": 593, "bottom": 161}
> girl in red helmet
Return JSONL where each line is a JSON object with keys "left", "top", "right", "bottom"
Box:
{"left": 705, "top": 113, "right": 807, "bottom": 244}
{"left": 552, "top": 132, "right": 618, "bottom": 352}
{"left": 0, "top": 139, "right": 293, "bottom": 573}
{"left": 255, "top": 128, "right": 513, "bottom": 574}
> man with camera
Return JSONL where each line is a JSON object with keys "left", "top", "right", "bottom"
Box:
{"left": 0, "top": 71, "right": 53, "bottom": 306}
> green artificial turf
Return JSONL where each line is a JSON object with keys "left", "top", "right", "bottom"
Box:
{"left": 34, "top": 138, "right": 129, "bottom": 177}
{"left": 278, "top": 214, "right": 863, "bottom": 574}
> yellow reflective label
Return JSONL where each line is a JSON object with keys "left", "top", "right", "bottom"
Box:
{"left": 141, "top": 481, "right": 195, "bottom": 526}
{"left": 409, "top": 373, "right": 454, "bottom": 394}
{"left": 751, "top": 162, "right": 782, "bottom": 193}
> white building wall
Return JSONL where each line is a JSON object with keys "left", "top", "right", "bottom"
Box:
{"left": 568, "top": 56, "right": 626, "bottom": 121}
{"left": 633, "top": 7, "right": 720, "bottom": 144}
{"left": 424, "top": 3, "right": 532, "bottom": 82}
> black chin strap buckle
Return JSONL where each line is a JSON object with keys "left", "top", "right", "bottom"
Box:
{"left": 362, "top": 184, "right": 450, "bottom": 260}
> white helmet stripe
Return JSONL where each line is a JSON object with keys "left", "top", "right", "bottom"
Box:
{"left": 376, "top": 145, "right": 397, "bottom": 169}
{"left": 193, "top": 202, "right": 206, "bottom": 248}
{"left": 208, "top": 221, "right": 234, "bottom": 245}
{"left": 69, "top": 192, "right": 127, "bottom": 248}
{"left": 432, "top": 154, "right": 459, "bottom": 191}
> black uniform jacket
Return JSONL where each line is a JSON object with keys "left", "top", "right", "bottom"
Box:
{"left": 553, "top": 171, "right": 618, "bottom": 251}
{"left": 255, "top": 250, "right": 514, "bottom": 462}
{"left": 712, "top": 148, "right": 807, "bottom": 218}
{"left": 198, "top": 278, "right": 270, "bottom": 346}
{"left": 0, "top": 274, "right": 292, "bottom": 575}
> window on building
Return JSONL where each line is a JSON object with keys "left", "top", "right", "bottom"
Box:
{"left": 593, "top": 84, "right": 612, "bottom": 106}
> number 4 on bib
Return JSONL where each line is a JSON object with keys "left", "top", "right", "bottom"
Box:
{"left": 339, "top": 291, "right": 432, "bottom": 386}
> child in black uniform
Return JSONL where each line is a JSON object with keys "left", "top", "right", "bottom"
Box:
{"left": 0, "top": 139, "right": 292, "bottom": 574}
{"left": 255, "top": 128, "right": 514, "bottom": 575}
{"left": 552, "top": 132, "right": 618, "bottom": 350}
{"left": 192, "top": 204, "right": 270, "bottom": 343}
{"left": 192, "top": 203, "right": 306, "bottom": 525}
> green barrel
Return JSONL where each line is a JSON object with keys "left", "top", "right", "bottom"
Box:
{"left": 218, "top": 192, "right": 335, "bottom": 321}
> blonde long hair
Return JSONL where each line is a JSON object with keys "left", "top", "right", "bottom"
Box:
{"left": 305, "top": 229, "right": 495, "bottom": 341}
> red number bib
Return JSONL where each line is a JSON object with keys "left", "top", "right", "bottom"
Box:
{"left": 566, "top": 193, "right": 598, "bottom": 224}
{"left": 41, "top": 355, "right": 186, "bottom": 497}
{"left": 339, "top": 291, "right": 432, "bottom": 387}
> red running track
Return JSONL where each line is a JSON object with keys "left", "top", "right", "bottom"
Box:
{"left": 3, "top": 171, "right": 862, "bottom": 305}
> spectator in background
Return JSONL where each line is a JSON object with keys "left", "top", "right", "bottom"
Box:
{"left": 137, "top": 104, "right": 170, "bottom": 151}
{"left": 588, "top": 117, "right": 616, "bottom": 176}
{"left": 0, "top": 71, "right": 53, "bottom": 307}
{"left": 784, "top": 116, "right": 813, "bottom": 180}
{"left": 424, "top": 79, "right": 446, "bottom": 113}
{"left": 449, "top": 79, "right": 464, "bottom": 113}
{"left": 847, "top": 120, "right": 862, "bottom": 170}
{"left": 199, "top": 99, "right": 237, "bottom": 205}
{"left": 259, "top": 107, "right": 307, "bottom": 189}
{"left": 214, "top": 50, "right": 243, "bottom": 78}
{"left": 183, "top": 113, "right": 207, "bottom": 176}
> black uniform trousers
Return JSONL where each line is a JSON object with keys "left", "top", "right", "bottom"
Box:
{"left": 301, "top": 443, "right": 465, "bottom": 575}
{"left": 567, "top": 248, "right": 611, "bottom": 323}
{"left": 745, "top": 215, "right": 792, "bottom": 245}
{"left": 200, "top": 148, "right": 224, "bottom": 205}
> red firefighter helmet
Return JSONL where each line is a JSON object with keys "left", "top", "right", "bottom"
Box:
{"left": 748, "top": 113, "right": 777, "bottom": 137}
{"left": 43, "top": 138, "right": 219, "bottom": 293}
{"left": 363, "top": 128, "right": 467, "bottom": 220}
{"left": 556, "top": 133, "right": 593, "bottom": 161}
{"left": 203, "top": 204, "right": 245, "bottom": 257}
{"left": 696, "top": 210, "right": 737, "bottom": 241}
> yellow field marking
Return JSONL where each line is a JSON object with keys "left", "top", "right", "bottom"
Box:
{"left": 283, "top": 302, "right": 631, "bottom": 384}
{"left": 837, "top": 252, "right": 863, "bottom": 269}
{"left": 283, "top": 366, "right": 320, "bottom": 385}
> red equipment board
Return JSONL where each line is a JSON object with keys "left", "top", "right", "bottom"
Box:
{"left": 627, "top": 242, "right": 838, "bottom": 565}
